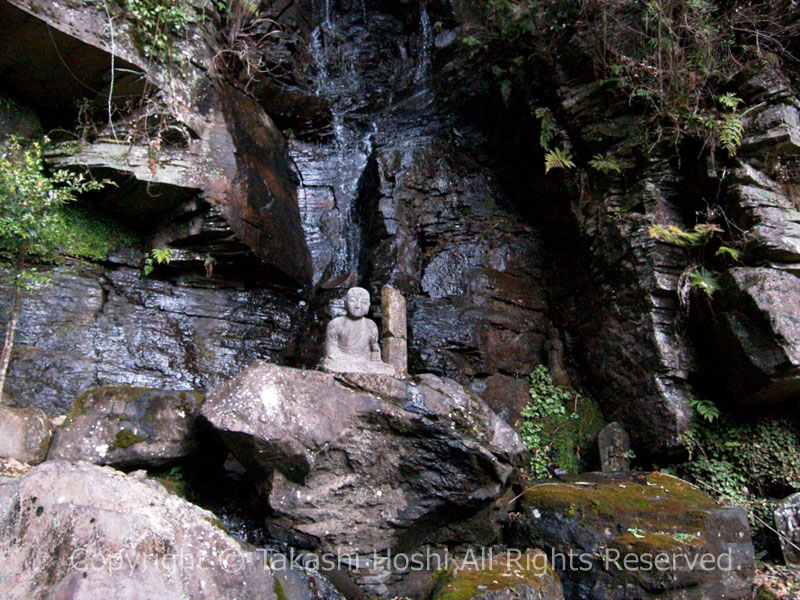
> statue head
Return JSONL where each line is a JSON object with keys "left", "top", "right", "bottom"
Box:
{"left": 344, "top": 287, "right": 370, "bottom": 319}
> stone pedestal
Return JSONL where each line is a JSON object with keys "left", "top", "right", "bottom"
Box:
{"left": 381, "top": 285, "right": 407, "bottom": 377}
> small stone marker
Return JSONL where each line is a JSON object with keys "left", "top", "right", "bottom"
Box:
{"left": 381, "top": 285, "right": 408, "bottom": 378}
{"left": 775, "top": 492, "right": 800, "bottom": 567}
{"left": 598, "top": 421, "right": 631, "bottom": 472}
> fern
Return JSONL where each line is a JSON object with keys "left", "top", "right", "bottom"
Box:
{"left": 589, "top": 153, "right": 622, "bottom": 175}
{"left": 719, "top": 112, "right": 744, "bottom": 157}
{"left": 143, "top": 247, "right": 173, "bottom": 276}
{"left": 715, "top": 245, "right": 741, "bottom": 261}
{"left": 688, "top": 267, "right": 721, "bottom": 297}
{"left": 649, "top": 223, "right": 721, "bottom": 246}
{"left": 687, "top": 393, "right": 719, "bottom": 423}
{"left": 717, "top": 93, "right": 744, "bottom": 111}
{"left": 534, "top": 107, "right": 558, "bottom": 150}
{"left": 544, "top": 146, "right": 575, "bottom": 173}
{"left": 649, "top": 224, "right": 702, "bottom": 246}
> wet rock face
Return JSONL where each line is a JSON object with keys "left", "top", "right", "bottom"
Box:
{"left": 200, "top": 360, "right": 527, "bottom": 596}
{"left": 362, "top": 137, "right": 548, "bottom": 382}
{"left": 48, "top": 386, "right": 204, "bottom": 469}
{"left": 508, "top": 472, "right": 755, "bottom": 600}
{"left": 0, "top": 461, "right": 344, "bottom": 600}
{"left": 0, "top": 262, "right": 303, "bottom": 415}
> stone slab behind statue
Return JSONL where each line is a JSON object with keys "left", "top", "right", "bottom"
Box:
{"left": 200, "top": 360, "right": 528, "bottom": 596}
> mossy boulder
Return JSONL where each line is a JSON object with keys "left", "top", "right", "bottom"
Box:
{"left": 428, "top": 550, "right": 564, "bottom": 600}
{"left": 48, "top": 386, "right": 204, "bottom": 468}
{"left": 508, "top": 472, "right": 755, "bottom": 599}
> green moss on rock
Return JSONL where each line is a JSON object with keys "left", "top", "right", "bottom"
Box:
{"left": 111, "top": 429, "right": 145, "bottom": 450}
{"left": 522, "top": 472, "right": 717, "bottom": 531}
{"left": 430, "top": 551, "right": 561, "bottom": 600}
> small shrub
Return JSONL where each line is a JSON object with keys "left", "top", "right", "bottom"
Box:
{"left": 518, "top": 365, "right": 605, "bottom": 479}
{"left": 674, "top": 413, "right": 800, "bottom": 554}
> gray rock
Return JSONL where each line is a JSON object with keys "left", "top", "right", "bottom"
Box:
{"left": 0, "top": 263, "right": 303, "bottom": 415}
{"left": 775, "top": 492, "right": 800, "bottom": 567}
{"left": 200, "top": 360, "right": 527, "bottom": 595}
{"left": 700, "top": 267, "right": 800, "bottom": 405}
{"left": 0, "top": 461, "right": 343, "bottom": 600}
{"left": 0, "top": 405, "right": 51, "bottom": 464}
{"left": 380, "top": 285, "right": 408, "bottom": 377}
{"left": 508, "top": 472, "right": 755, "bottom": 600}
{"left": 597, "top": 422, "right": 631, "bottom": 472}
{"left": 48, "top": 386, "right": 204, "bottom": 469}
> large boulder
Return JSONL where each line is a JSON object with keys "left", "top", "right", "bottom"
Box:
{"left": 48, "top": 386, "right": 204, "bottom": 468}
{"left": 427, "top": 550, "right": 564, "bottom": 600}
{"left": 200, "top": 360, "right": 527, "bottom": 596}
{"left": 0, "top": 460, "right": 343, "bottom": 600}
{"left": 0, "top": 405, "right": 51, "bottom": 465}
{"left": 507, "top": 472, "right": 755, "bottom": 599}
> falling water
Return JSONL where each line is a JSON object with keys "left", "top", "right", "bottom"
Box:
{"left": 415, "top": 3, "right": 432, "bottom": 84}
{"left": 290, "top": 3, "right": 376, "bottom": 284}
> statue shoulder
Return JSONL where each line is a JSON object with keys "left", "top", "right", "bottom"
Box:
{"left": 326, "top": 316, "right": 347, "bottom": 333}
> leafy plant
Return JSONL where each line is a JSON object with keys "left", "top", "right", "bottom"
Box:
{"left": 649, "top": 221, "right": 739, "bottom": 300}
{"left": 143, "top": 247, "right": 173, "bottom": 275}
{"left": 518, "top": 365, "right": 605, "bottom": 479}
{"left": 0, "top": 137, "right": 109, "bottom": 400}
{"left": 589, "top": 153, "right": 622, "bottom": 175}
{"left": 676, "top": 412, "right": 800, "bottom": 553}
{"left": 687, "top": 266, "right": 721, "bottom": 297}
{"left": 534, "top": 107, "right": 558, "bottom": 150}
{"left": 719, "top": 111, "right": 745, "bottom": 157}
{"left": 120, "top": 0, "right": 193, "bottom": 62}
{"left": 686, "top": 393, "right": 719, "bottom": 423}
{"left": 544, "top": 146, "right": 576, "bottom": 173}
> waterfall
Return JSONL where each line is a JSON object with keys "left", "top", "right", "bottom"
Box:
{"left": 415, "top": 3, "right": 432, "bottom": 84}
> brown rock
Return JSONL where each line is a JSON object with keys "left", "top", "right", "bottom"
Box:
{"left": 0, "top": 405, "right": 51, "bottom": 465}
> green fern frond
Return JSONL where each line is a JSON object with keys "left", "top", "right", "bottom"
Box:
{"left": 716, "top": 245, "right": 741, "bottom": 261}
{"left": 649, "top": 224, "right": 702, "bottom": 246}
{"left": 687, "top": 393, "right": 719, "bottom": 423}
{"left": 535, "top": 107, "right": 558, "bottom": 150}
{"left": 719, "top": 112, "right": 744, "bottom": 157}
{"left": 717, "top": 93, "right": 744, "bottom": 111}
{"left": 544, "top": 146, "right": 575, "bottom": 173}
{"left": 688, "top": 267, "right": 721, "bottom": 297}
{"left": 589, "top": 153, "right": 622, "bottom": 175}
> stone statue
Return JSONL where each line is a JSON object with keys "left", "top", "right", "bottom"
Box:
{"left": 322, "top": 287, "right": 395, "bottom": 376}
{"left": 545, "top": 323, "right": 570, "bottom": 388}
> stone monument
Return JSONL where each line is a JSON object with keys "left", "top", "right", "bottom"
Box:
{"left": 321, "top": 287, "right": 395, "bottom": 376}
{"left": 380, "top": 285, "right": 408, "bottom": 378}
{"left": 545, "top": 323, "right": 570, "bottom": 388}
{"left": 598, "top": 421, "right": 631, "bottom": 472}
